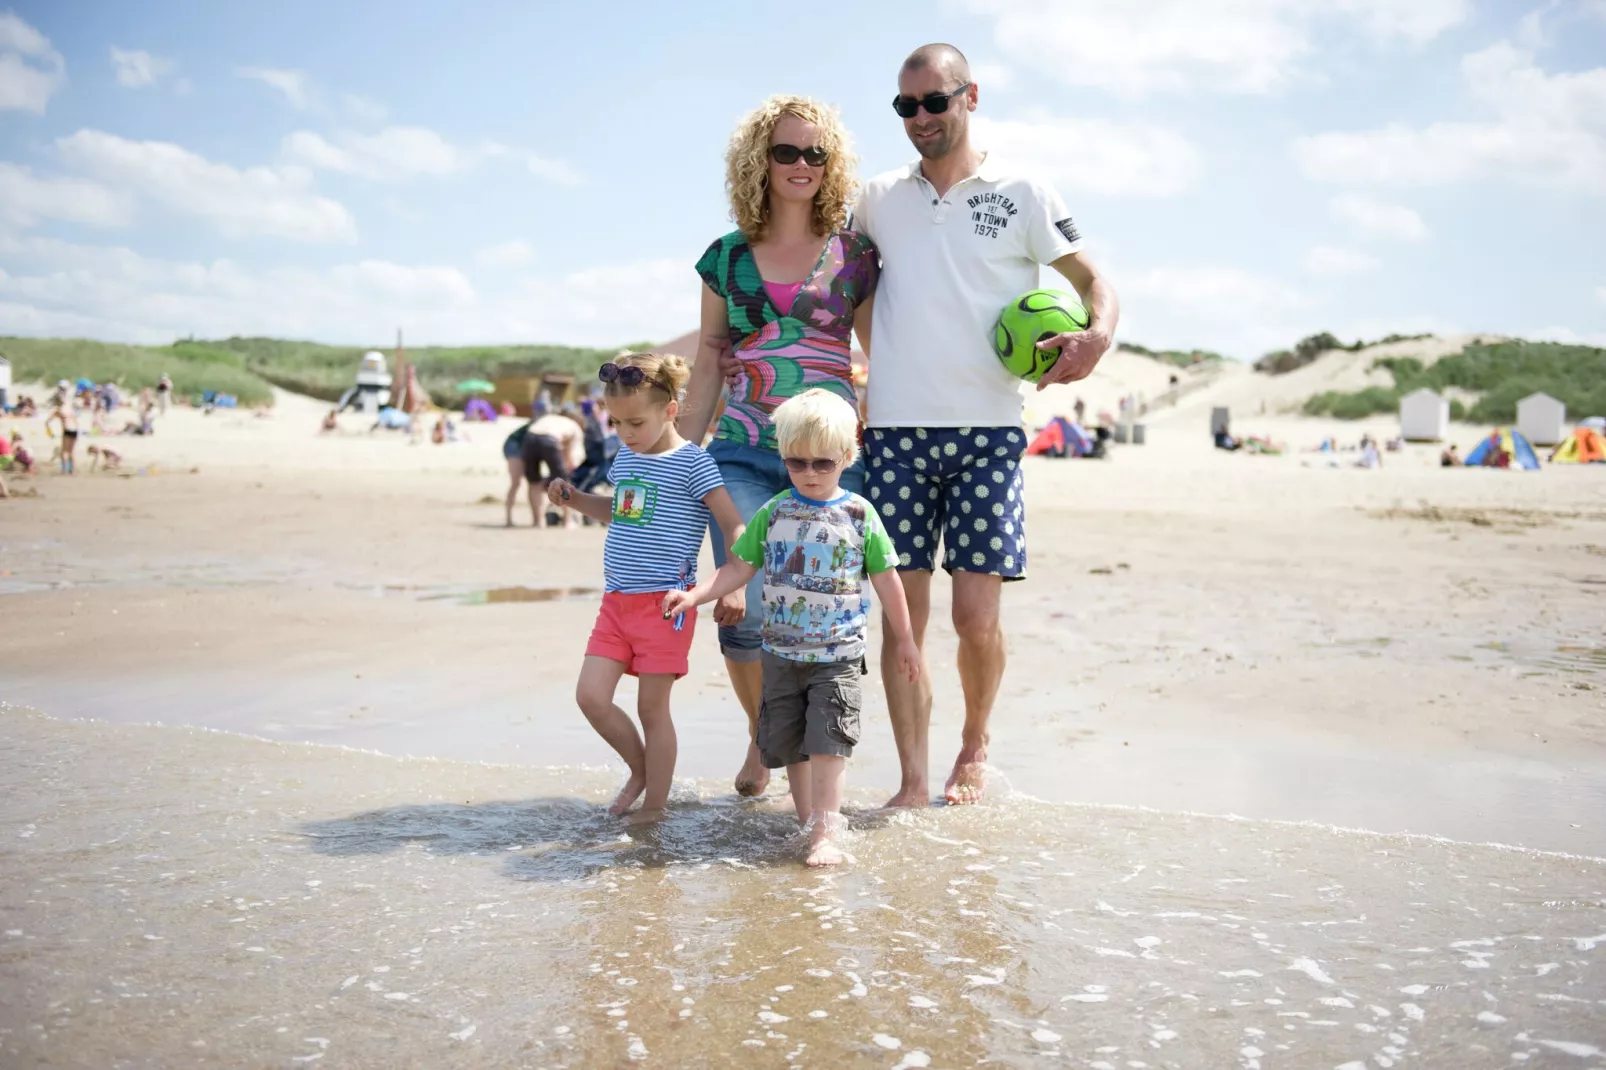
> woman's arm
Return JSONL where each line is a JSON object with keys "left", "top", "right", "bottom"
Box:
{"left": 676, "top": 286, "right": 730, "bottom": 444}
{"left": 852, "top": 292, "right": 874, "bottom": 358}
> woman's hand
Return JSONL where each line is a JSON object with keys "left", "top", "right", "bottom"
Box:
{"left": 546, "top": 478, "right": 574, "bottom": 506}
{"left": 713, "top": 588, "right": 746, "bottom": 627}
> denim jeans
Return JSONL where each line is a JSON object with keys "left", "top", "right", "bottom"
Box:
{"left": 706, "top": 438, "right": 866, "bottom": 662}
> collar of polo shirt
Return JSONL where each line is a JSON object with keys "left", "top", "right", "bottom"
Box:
{"left": 905, "top": 151, "right": 1003, "bottom": 186}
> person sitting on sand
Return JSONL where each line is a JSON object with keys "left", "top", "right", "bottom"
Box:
{"left": 431, "top": 414, "right": 448, "bottom": 445}
{"left": 9, "top": 431, "right": 35, "bottom": 475}
{"left": 86, "top": 444, "right": 122, "bottom": 472}
{"left": 543, "top": 352, "right": 746, "bottom": 826}
{"left": 665, "top": 390, "right": 920, "bottom": 866}
{"left": 1441, "top": 444, "right": 1460, "bottom": 467}
{"left": 320, "top": 409, "right": 339, "bottom": 435}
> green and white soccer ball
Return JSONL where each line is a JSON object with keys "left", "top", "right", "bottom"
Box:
{"left": 991, "top": 289, "right": 1089, "bottom": 383}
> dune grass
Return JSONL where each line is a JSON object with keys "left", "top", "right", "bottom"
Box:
{"left": 1, "top": 337, "right": 276, "bottom": 406}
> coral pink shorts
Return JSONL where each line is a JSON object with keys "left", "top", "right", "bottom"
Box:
{"left": 585, "top": 591, "right": 697, "bottom": 678}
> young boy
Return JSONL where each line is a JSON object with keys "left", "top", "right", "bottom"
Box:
{"left": 663, "top": 390, "right": 921, "bottom": 866}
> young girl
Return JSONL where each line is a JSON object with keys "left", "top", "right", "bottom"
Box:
{"left": 546, "top": 353, "right": 746, "bottom": 825}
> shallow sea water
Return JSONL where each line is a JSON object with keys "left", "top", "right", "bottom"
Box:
{"left": 2, "top": 706, "right": 1603, "bottom": 1069}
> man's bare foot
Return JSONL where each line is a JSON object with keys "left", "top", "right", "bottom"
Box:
{"left": 734, "top": 743, "right": 770, "bottom": 797}
{"left": 944, "top": 751, "right": 988, "bottom": 806}
{"left": 622, "top": 806, "right": 666, "bottom": 827}
{"left": 607, "top": 773, "right": 647, "bottom": 816}
{"left": 882, "top": 783, "right": 930, "bottom": 809}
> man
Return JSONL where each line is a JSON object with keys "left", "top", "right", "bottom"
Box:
{"left": 855, "top": 43, "right": 1118, "bottom": 806}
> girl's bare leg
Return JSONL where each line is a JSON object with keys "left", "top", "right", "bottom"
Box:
{"left": 574, "top": 656, "right": 647, "bottom": 815}
{"left": 504, "top": 458, "right": 523, "bottom": 526}
{"left": 628, "top": 673, "right": 678, "bottom": 825}
{"left": 805, "top": 755, "right": 847, "bottom": 867}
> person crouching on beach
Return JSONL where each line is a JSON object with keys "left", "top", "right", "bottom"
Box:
{"left": 545, "top": 353, "right": 747, "bottom": 825}
{"left": 664, "top": 390, "right": 921, "bottom": 866}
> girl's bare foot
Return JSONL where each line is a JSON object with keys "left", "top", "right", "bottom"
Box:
{"left": 622, "top": 806, "right": 666, "bottom": 827}
{"left": 608, "top": 773, "right": 647, "bottom": 816}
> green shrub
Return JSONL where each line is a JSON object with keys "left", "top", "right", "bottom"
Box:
{"left": 0, "top": 337, "right": 276, "bottom": 406}
{"left": 1303, "top": 385, "right": 1399, "bottom": 419}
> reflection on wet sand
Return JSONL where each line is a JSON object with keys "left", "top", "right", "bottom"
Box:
{"left": 3, "top": 708, "right": 1602, "bottom": 1068}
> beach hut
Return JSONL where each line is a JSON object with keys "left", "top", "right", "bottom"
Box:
{"left": 1516, "top": 392, "right": 1566, "bottom": 446}
{"left": 1399, "top": 388, "right": 1449, "bottom": 441}
{"left": 0, "top": 353, "right": 10, "bottom": 410}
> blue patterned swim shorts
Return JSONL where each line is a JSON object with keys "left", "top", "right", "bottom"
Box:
{"left": 862, "top": 426, "right": 1027, "bottom": 579}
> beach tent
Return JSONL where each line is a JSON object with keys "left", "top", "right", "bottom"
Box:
{"left": 1516, "top": 392, "right": 1566, "bottom": 446}
{"left": 1464, "top": 428, "right": 1540, "bottom": 470}
{"left": 1550, "top": 427, "right": 1606, "bottom": 464}
{"left": 1027, "top": 417, "right": 1093, "bottom": 458}
{"left": 1399, "top": 388, "right": 1449, "bottom": 441}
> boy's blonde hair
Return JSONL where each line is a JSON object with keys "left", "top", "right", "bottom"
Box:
{"left": 602, "top": 351, "right": 691, "bottom": 406}
{"left": 772, "top": 389, "right": 859, "bottom": 465}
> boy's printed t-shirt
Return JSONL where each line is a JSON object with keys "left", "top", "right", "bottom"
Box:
{"left": 602, "top": 442, "right": 724, "bottom": 594}
{"left": 729, "top": 490, "right": 899, "bottom": 663}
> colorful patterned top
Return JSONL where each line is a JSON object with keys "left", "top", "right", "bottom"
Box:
{"left": 729, "top": 489, "right": 899, "bottom": 664}
{"left": 695, "top": 229, "right": 879, "bottom": 451}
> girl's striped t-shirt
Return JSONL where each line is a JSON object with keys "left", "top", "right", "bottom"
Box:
{"left": 602, "top": 441, "right": 724, "bottom": 594}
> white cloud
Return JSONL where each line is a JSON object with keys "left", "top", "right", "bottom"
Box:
{"left": 1328, "top": 194, "right": 1428, "bottom": 241}
{"left": 56, "top": 129, "right": 357, "bottom": 243}
{"left": 342, "top": 93, "right": 387, "bottom": 125}
{"left": 109, "top": 47, "right": 173, "bottom": 88}
{"left": 236, "top": 66, "right": 312, "bottom": 109}
{"left": 477, "top": 241, "right": 535, "bottom": 269}
{"left": 1295, "top": 43, "right": 1606, "bottom": 194}
{"left": 1595, "top": 284, "right": 1606, "bottom": 306}
{"left": 283, "top": 127, "right": 582, "bottom": 185}
{"left": 962, "top": 0, "right": 1467, "bottom": 97}
{"left": 0, "top": 163, "right": 131, "bottom": 228}
{"left": 0, "top": 235, "right": 696, "bottom": 348}
{"left": 0, "top": 11, "right": 65, "bottom": 113}
{"left": 973, "top": 113, "right": 1201, "bottom": 197}
{"left": 1301, "top": 245, "right": 1382, "bottom": 275}
{"left": 969, "top": 60, "right": 1014, "bottom": 90}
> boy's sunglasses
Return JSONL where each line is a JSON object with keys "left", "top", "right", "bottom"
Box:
{"left": 598, "top": 362, "right": 671, "bottom": 394}
{"left": 891, "top": 82, "right": 972, "bottom": 119}
{"left": 782, "top": 456, "right": 841, "bottom": 474}
{"left": 770, "top": 143, "right": 829, "bottom": 167}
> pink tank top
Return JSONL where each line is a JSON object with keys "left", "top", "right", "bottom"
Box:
{"left": 763, "top": 279, "right": 804, "bottom": 313}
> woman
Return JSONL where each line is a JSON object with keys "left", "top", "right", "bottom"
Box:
{"left": 678, "top": 95, "right": 878, "bottom": 798}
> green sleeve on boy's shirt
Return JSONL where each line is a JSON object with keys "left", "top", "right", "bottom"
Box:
{"left": 729, "top": 495, "right": 780, "bottom": 569}
{"left": 861, "top": 501, "right": 901, "bottom": 574}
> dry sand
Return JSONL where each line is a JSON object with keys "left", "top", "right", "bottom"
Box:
{"left": 4, "top": 370, "right": 1604, "bottom": 854}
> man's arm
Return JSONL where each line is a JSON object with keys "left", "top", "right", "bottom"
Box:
{"left": 1033, "top": 250, "right": 1118, "bottom": 391}
{"left": 676, "top": 286, "right": 730, "bottom": 444}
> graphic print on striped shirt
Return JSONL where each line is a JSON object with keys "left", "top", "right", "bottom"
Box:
{"left": 601, "top": 442, "right": 724, "bottom": 594}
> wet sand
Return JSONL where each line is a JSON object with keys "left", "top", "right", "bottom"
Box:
{"left": 3, "top": 395, "right": 1606, "bottom": 1064}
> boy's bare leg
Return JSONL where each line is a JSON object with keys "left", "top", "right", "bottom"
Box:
{"left": 946, "top": 571, "right": 1005, "bottom": 805}
{"left": 726, "top": 658, "right": 769, "bottom": 796}
{"left": 805, "top": 755, "right": 847, "bottom": 867}
{"left": 786, "top": 761, "right": 811, "bottom": 821}
{"left": 882, "top": 569, "right": 933, "bottom": 808}
{"left": 574, "top": 656, "right": 646, "bottom": 815}
{"left": 630, "top": 673, "right": 678, "bottom": 825}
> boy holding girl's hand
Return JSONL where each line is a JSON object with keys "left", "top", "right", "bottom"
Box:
{"left": 663, "top": 390, "right": 920, "bottom": 866}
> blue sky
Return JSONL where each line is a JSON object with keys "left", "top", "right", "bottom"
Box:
{"left": 1, "top": 0, "right": 1603, "bottom": 357}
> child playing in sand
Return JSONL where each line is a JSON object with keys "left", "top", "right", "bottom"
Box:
{"left": 44, "top": 402, "right": 79, "bottom": 474}
{"left": 86, "top": 444, "right": 122, "bottom": 472}
{"left": 663, "top": 390, "right": 921, "bottom": 867}
{"left": 545, "top": 353, "right": 746, "bottom": 825}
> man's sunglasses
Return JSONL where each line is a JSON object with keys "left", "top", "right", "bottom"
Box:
{"left": 598, "top": 362, "right": 671, "bottom": 394}
{"left": 770, "top": 143, "right": 829, "bottom": 167}
{"left": 782, "top": 456, "right": 842, "bottom": 474}
{"left": 891, "top": 82, "right": 972, "bottom": 119}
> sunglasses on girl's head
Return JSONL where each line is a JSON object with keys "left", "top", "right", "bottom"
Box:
{"left": 598, "top": 362, "right": 668, "bottom": 392}
{"left": 891, "top": 82, "right": 972, "bottom": 119}
{"left": 782, "top": 455, "right": 841, "bottom": 474}
{"left": 770, "top": 143, "right": 830, "bottom": 167}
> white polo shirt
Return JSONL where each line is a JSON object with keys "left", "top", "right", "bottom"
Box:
{"left": 853, "top": 155, "right": 1083, "bottom": 428}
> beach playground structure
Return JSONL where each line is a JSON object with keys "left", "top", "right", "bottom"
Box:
{"left": 1465, "top": 428, "right": 1541, "bottom": 470}
{"left": 337, "top": 351, "right": 393, "bottom": 415}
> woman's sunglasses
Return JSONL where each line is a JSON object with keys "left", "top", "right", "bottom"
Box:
{"left": 770, "top": 144, "right": 830, "bottom": 167}
{"left": 891, "top": 82, "right": 972, "bottom": 119}
{"left": 598, "top": 362, "right": 671, "bottom": 394}
{"left": 782, "top": 456, "right": 842, "bottom": 474}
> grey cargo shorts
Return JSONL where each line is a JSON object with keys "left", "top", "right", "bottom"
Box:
{"left": 756, "top": 651, "right": 863, "bottom": 768}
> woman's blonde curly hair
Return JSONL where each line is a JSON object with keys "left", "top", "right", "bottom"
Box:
{"left": 726, "top": 95, "right": 858, "bottom": 242}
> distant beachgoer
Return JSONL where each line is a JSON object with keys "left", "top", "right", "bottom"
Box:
{"left": 156, "top": 374, "right": 172, "bottom": 415}
{"left": 10, "top": 432, "right": 35, "bottom": 474}
{"left": 571, "top": 398, "right": 611, "bottom": 493}
{"left": 1440, "top": 445, "right": 1460, "bottom": 467}
{"left": 1357, "top": 440, "right": 1382, "bottom": 468}
{"left": 543, "top": 352, "right": 744, "bottom": 825}
{"left": 45, "top": 403, "right": 79, "bottom": 475}
{"left": 320, "top": 409, "right": 339, "bottom": 434}
{"left": 1073, "top": 397, "right": 1086, "bottom": 425}
{"left": 87, "top": 444, "right": 122, "bottom": 472}
{"left": 431, "top": 415, "right": 448, "bottom": 445}
{"left": 501, "top": 415, "right": 572, "bottom": 528}
{"left": 502, "top": 418, "right": 534, "bottom": 526}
